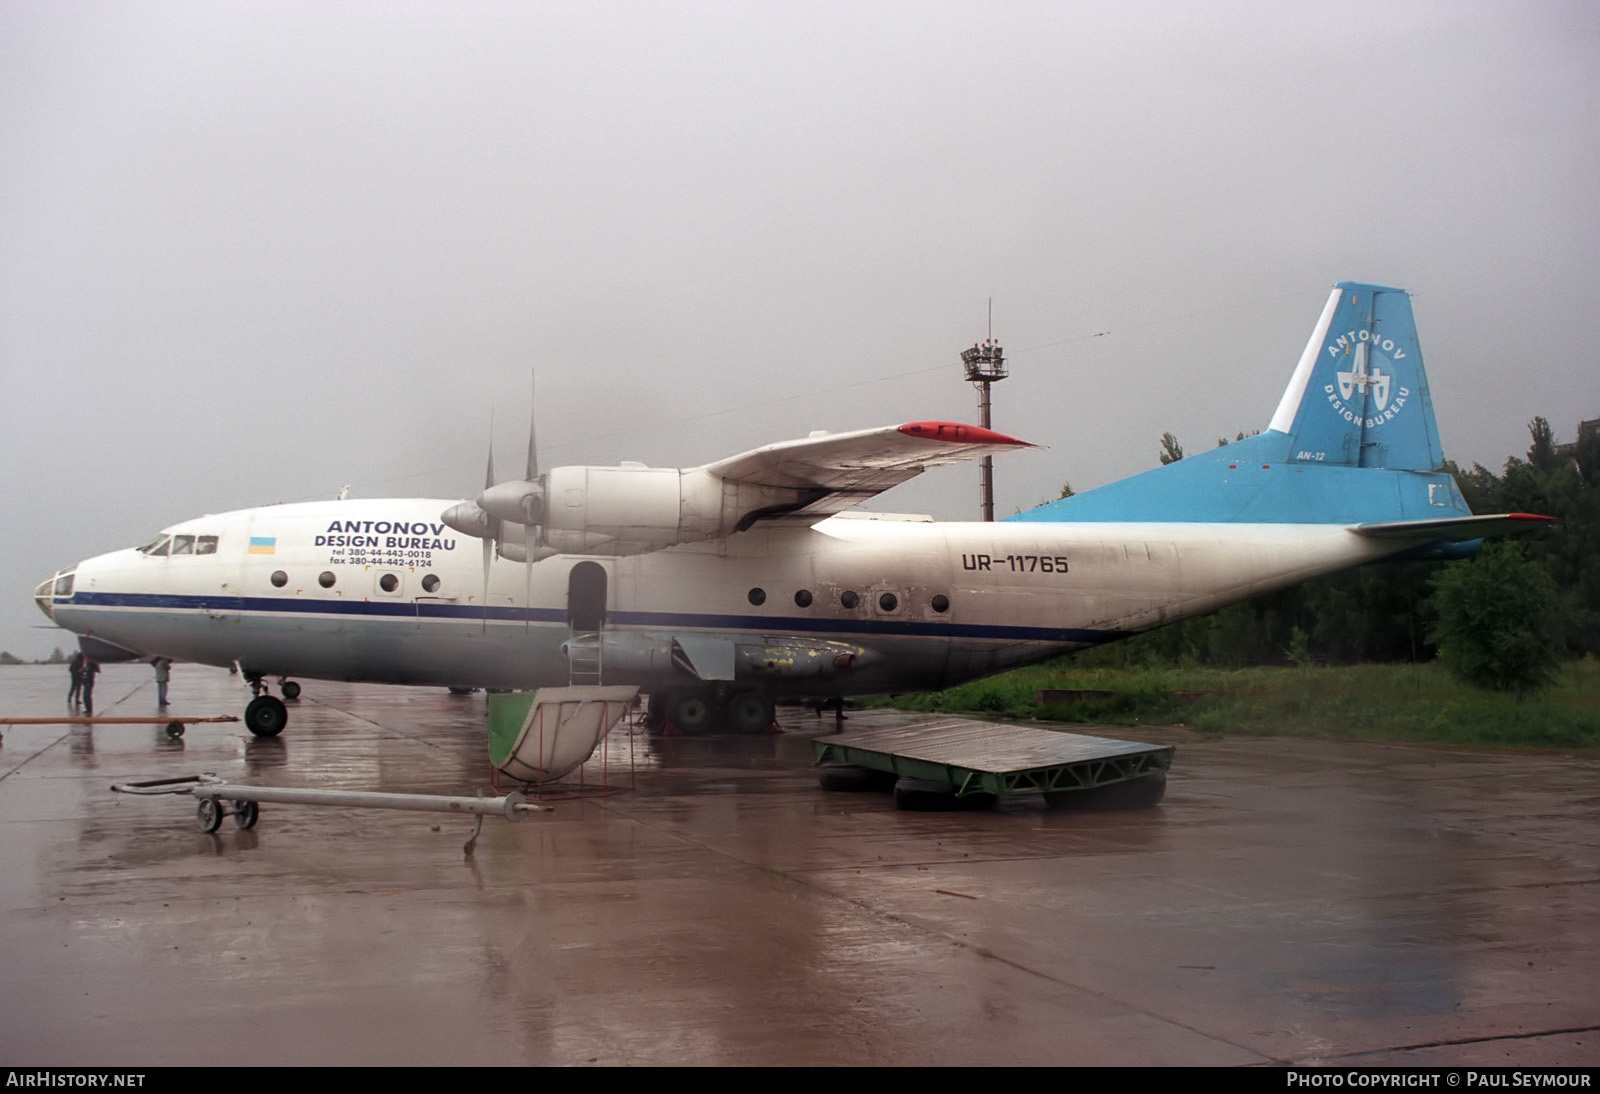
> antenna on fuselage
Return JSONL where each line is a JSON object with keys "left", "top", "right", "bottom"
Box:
{"left": 960, "top": 300, "right": 1007, "bottom": 522}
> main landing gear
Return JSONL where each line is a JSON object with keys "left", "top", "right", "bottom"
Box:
{"left": 649, "top": 688, "right": 776, "bottom": 735}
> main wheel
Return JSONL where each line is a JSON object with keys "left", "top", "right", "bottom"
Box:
{"left": 666, "top": 692, "right": 715, "bottom": 735}
{"left": 244, "top": 695, "right": 288, "bottom": 737}
{"left": 727, "top": 692, "right": 775, "bottom": 735}
{"left": 280, "top": 681, "right": 301, "bottom": 701}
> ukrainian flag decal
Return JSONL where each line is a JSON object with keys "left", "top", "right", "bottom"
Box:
{"left": 248, "top": 537, "right": 277, "bottom": 555}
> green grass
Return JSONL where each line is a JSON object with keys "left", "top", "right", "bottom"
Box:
{"left": 873, "top": 658, "right": 1600, "bottom": 750}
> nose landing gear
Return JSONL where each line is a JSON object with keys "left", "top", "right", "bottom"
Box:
{"left": 241, "top": 671, "right": 290, "bottom": 737}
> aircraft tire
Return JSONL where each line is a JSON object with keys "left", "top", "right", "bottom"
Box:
{"left": 1044, "top": 771, "right": 1167, "bottom": 811}
{"left": 726, "top": 692, "right": 775, "bottom": 735}
{"left": 280, "top": 681, "right": 301, "bottom": 701}
{"left": 244, "top": 695, "right": 288, "bottom": 737}
{"left": 666, "top": 692, "right": 715, "bottom": 735}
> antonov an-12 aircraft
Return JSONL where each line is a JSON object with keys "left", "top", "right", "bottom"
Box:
{"left": 36, "top": 282, "right": 1545, "bottom": 736}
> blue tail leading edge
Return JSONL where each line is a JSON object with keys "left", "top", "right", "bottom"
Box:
{"left": 1011, "top": 281, "right": 1530, "bottom": 541}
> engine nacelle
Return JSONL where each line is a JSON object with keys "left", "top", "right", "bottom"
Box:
{"left": 537, "top": 466, "right": 801, "bottom": 555}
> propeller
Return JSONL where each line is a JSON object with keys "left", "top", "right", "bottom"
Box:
{"left": 441, "top": 375, "right": 555, "bottom": 634}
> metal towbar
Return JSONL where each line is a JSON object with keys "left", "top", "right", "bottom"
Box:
{"left": 111, "top": 773, "right": 546, "bottom": 854}
{"left": 0, "top": 715, "right": 240, "bottom": 742}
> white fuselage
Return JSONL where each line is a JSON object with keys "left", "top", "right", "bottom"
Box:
{"left": 44, "top": 498, "right": 1397, "bottom": 697}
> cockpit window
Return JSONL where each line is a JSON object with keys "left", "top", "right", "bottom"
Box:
{"left": 140, "top": 532, "right": 218, "bottom": 556}
{"left": 53, "top": 573, "right": 74, "bottom": 597}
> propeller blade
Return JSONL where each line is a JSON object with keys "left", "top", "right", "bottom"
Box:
{"left": 482, "top": 535, "right": 493, "bottom": 635}
{"left": 526, "top": 371, "right": 538, "bottom": 482}
{"left": 482, "top": 415, "right": 496, "bottom": 635}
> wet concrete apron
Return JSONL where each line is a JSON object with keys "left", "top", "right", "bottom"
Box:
{"left": 0, "top": 664, "right": 1595, "bottom": 1065}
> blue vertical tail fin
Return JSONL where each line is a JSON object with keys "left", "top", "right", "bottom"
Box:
{"left": 1267, "top": 282, "right": 1444, "bottom": 471}
{"left": 1011, "top": 281, "right": 1471, "bottom": 526}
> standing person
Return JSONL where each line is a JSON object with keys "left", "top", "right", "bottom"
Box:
{"left": 68, "top": 651, "right": 85, "bottom": 707}
{"left": 152, "top": 657, "right": 171, "bottom": 707}
{"left": 80, "top": 657, "right": 100, "bottom": 716}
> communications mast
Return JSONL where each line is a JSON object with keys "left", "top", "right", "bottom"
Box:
{"left": 960, "top": 326, "right": 1007, "bottom": 521}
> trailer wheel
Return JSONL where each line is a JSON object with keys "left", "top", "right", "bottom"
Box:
{"left": 893, "top": 777, "right": 997, "bottom": 811}
{"left": 196, "top": 797, "right": 223, "bottom": 833}
{"left": 1045, "top": 771, "right": 1167, "bottom": 811}
{"left": 818, "top": 764, "right": 896, "bottom": 792}
{"left": 164, "top": 721, "right": 185, "bottom": 740}
{"left": 233, "top": 801, "right": 260, "bottom": 830}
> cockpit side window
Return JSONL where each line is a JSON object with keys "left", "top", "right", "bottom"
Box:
{"left": 170, "top": 535, "right": 195, "bottom": 556}
{"left": 196, "top": 535, "right": 219, "bottom": 555}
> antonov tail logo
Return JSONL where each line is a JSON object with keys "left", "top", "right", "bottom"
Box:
{"left": 1336, "top": 342, "right": 1392, "bottom": 411}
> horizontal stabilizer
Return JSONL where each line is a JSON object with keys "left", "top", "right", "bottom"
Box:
{"left": 1352, "top": 513, "right": 1556, "bottom": 541}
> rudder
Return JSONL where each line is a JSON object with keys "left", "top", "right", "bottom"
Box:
{"left": 1269, "top": 282, "right": 1444, "bottom": 471}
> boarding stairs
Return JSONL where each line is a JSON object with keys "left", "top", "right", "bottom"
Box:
{"left": 566, "top": 631, "right": 604, "bottom": 686}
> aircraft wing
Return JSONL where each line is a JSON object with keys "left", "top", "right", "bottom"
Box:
{"left": 700, "top": 421, "right": 1034, "bottom": 524}
{"left": 1351, "top": 513, "right": 1556, "bottom": 540}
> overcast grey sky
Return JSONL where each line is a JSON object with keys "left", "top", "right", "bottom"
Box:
{"left": 2, "top": 1, "right": 1596, "bottom": 658}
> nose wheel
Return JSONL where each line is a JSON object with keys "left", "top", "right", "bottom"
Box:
{"left": 244, "top": 695, "right": 288, "bottom": 737}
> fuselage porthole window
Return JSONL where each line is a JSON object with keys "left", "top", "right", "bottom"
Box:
{"left": 421, "top": 574, "right": 440, "bottom": 594}
{"left": 379, "top": 573, "right": 400, "bottom": 594}
{"left": 319, "top": 571, "right": 336, "bottom": 589}
{"left": 747, "top": 587, "right": 766, "bottom": 606}
{"left": 840, "top": 591, "right": 860, "bottom": 609}
{"left": 270, "top": 571, "right": 288, "bottom": 588}
{"left": 931, "top": 594, "right": 950, "bottom": 613}
{"left": 794, "top": 589, "right": 813, "bottom": 608}
{"left": 878, "top": 592, "right": 898, "bottom": 612}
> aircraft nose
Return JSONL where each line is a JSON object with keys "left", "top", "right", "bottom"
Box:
{"left": 33, "top": 568, "right": 75, "bottom": 623}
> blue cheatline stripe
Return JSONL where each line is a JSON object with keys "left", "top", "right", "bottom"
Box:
{"left": 62, "top": 591, "right": 1124, "bottom": 645}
